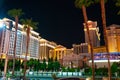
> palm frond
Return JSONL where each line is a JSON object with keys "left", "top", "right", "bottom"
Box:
{"left": 94, "top": 0, "right": 107, "bottom": 3}
{"left": 116, "top": 0, "right": 120, "bottom": 7}
{"left": 8, "top": 9, "right": 24, "bottom": 18}
{"left": 117, "top": 10, "right": 120, "bottom": 15}
{"left": 75, "top": 0, "right": 94, "bottom": 8}
{"left": 20, "top": 19, "right": 38, "bottom": 30}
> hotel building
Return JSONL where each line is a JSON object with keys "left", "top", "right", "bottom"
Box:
{"left": 84, "top": 20, "right": 100, "bottom": 48}
{"left": 88, "top": 24, "right": 120, "bottom": 67}
{"left": 49, "top": 45, "right": 73, "bottom": 61}
{"left": 72, "top": 43, "right": 89, "bottom": 54}
{"left": 39, "top": 38, "right": 57, "bottom": 60}
{"left": 0, "top": 18, "right": 40, "bottom": 60}
{"left": 107, "top": 24, "right": 120, "bottom": 52}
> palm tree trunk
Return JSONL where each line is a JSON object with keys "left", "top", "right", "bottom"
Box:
{"left": 23, "top": 27, "right": 30, "bottom": 79}
{"left": 100, "top": 0, "right": 111, "bottom": 80}
{"left": 12, "top": 16, "right": 18, "bottom": 76}
{"left": 4, "top": 30, "right": 11, "bottom": 78}
{"left": 82, "top": 5, "right": 95, "bottom": 80}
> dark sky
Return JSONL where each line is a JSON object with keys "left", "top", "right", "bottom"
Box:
{"left": 0, "top": 0, "right": 120, "bottom": 48}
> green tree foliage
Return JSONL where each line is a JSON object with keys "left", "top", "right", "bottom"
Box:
{"left": 94, "top": 0, "right": 107, "bottom": 4}
{"left": 33, "top": 59, "right": 40, "bottom": 71}
{"left": 15, "top": 59, "right": 21, "bottom": 71}
{"left": 53, "top": 61, "right": 60, "bottom": 71}
{"left": 115, "top": 0, "right": 120, "bottom": 14}
{"left": 20, "top": 19, "right": 38, "bottom": 30}
{"left": 40, "top": 59, "right": 47, "bottom": 71}
{"left": 8, "top": 60, "right": 13, "bottom": 71}
{"left": 75, "top": 0, "right": 93, "bottom": 8}
{"left": 0, "top": 59, "right": 5, "bottom": 71}
{"left": 27, "top": 58, "right": 34, "bottom": 71}
{"left": 8, "top": 9, "right": 24, "bottom": 19}
{"left": 48, "top": 58, "right": 53, "bottom": 71}
{"left": 111, "top": 62, "right": 118, "bottom": 74}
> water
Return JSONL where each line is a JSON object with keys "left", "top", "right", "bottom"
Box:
{"left": 29, "top": 78, "right": 54, "bottom": 80}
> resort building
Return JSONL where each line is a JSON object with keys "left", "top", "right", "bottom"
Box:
{"left": 84, "top": 20, "right": 100, "bottom": 47}
{"left": 49, "top": 45, "right": 73, "bottom": 61}
{"left": 106, "top": 24, "right": 120, "bottom": 52}
{"left": 39, "top": 38, "right": 57, "bottom": 60}
{"left": 73, "top": 43, "right": 89, "bottom": 54}
{"left": 0, "top": 18, "right": 40, "bottom": 60}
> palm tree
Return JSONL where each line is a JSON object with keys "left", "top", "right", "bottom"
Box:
{"left": 20, "top": 19, "right": 38, "bottom": 79}
{"left": 115, "top": 0, "right": 120, "bottom": 15}
{"left": 75, "top": 0, "right": 95, "bottom": 80}
{"left": 100, "top": 1, "right": 111, "bottom": 79}
{"left": 95, "top": 0, "right": 111, "bottom": 79}
{"left": 7, "top": 9, "right": 24, "bottom": 76}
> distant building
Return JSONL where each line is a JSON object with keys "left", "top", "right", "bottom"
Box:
{"left": 49, "top": 45, "right": 73, "bottom": 61}
{"left": 72, "top": 43, "right": 89, "bottom": 54}
{"left": 84, "top": 21, "right": 100, "bottom": 47}
{"left": 107, "top": 24, "right": 120, "bottom": 52}
{"left": 39, "top": 38, "right": 57, "bottom": 60}
{"left": 62, "top": 53, "right": 90, "bottom": 68}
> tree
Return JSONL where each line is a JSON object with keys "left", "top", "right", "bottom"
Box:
{"left": 7, "top": 9, "right": 24, "bottom": 76}
{"left": 8, "top": 60, "right": 13, "bottom": 71}
{"left": 0, "top": 59, "right": 4, "bottom": 71}
{"left": 75, "top": 0, "right": 95, "bottom": 80}
{"left": 95, "top": 0, "right": 111, "bottom": 79}
{"left": 15, "top": 59, "right": 21, "bottom": 71}
{"left": 20, "top": 19, "right": 38, "bottom": 79}
{"left": 33, "top": 59, "right": 40, "bottom": 71}
{"left": 48, "top": 58, "right": 53, "bottom": 71}
{"left": 115, "top": 0, "right": 120, "bottom": 14}
{"left": 111, "top": 62, "right": 118, "bottom": 76}
{"left": 27, "top": 58, "right": 34, "bottom": 71}
{"left": 53, "top": 61, "right": 60, "bottom": 71}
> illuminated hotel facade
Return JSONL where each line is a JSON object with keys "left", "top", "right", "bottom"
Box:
{"left": 39, "top": 38, "right": 57, "bottom": 60}
{"left": 49, "top": 45, "right": 73, "bottom": 61}
{"left": 107, "top": 24, "right": 120, "bottom": 52}
{"left": 89, "top": 24, "right": 120, "bottom": 67}
{"left": 84, "top": 21, "right": 100, "bottom": 48}
{"left": 73, "top": 43, "right": 89, "bottom": 54}
{"left": 0, "top": 18, "right": 40, "bottom": 60}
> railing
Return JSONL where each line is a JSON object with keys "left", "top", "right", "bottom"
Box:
{"left": 0, "top": 71, "right": 120, "bottom": 80}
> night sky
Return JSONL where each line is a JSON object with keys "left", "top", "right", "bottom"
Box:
{"left": 0, "top": 0, "right": 120, "bottom": 48}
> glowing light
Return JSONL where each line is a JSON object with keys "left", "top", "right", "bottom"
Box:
{"left": 0, "top": 22, "right": 5, "bottom": 28}
{"left": 86, "top": 77, "right": 92, "bottom": 80}
{"left": 89, "top": 60, "right": 120, "bottom": 63}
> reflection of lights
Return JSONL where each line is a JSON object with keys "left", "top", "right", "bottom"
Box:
{"left": 86, "top": 77, "right": 92, "bottom": 80}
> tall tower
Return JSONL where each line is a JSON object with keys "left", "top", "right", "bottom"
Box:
{"left": 84, "top": 20, "right": 100, "bottom": 47}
